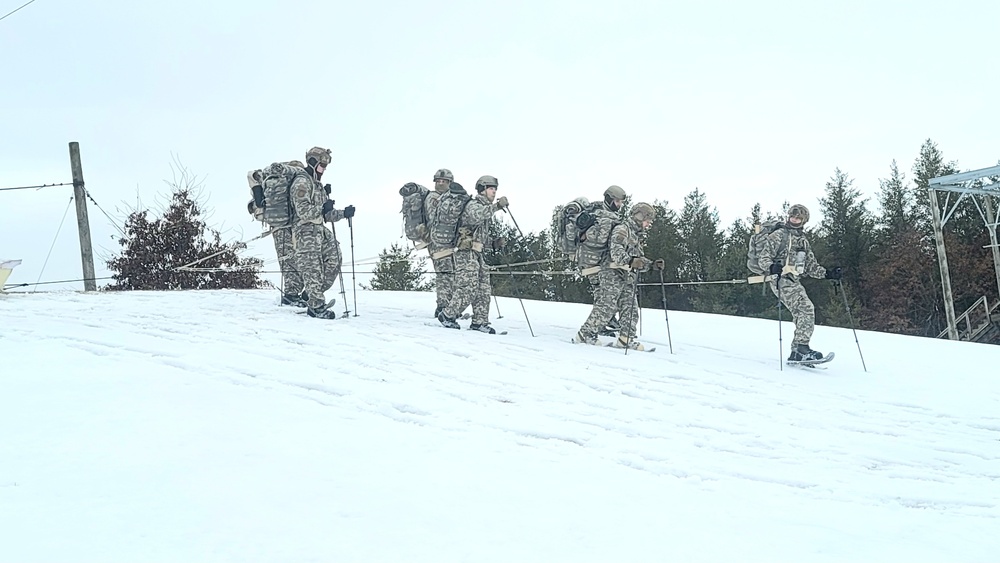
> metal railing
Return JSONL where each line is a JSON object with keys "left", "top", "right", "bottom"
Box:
{"left": 938, "top": 295, "right": 1000, "bottom": 341}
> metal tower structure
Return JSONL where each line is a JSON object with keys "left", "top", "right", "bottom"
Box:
{"left": 928, "top": 164, "right": 1000, "bottom": 340}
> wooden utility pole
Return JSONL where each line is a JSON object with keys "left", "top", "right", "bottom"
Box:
{"left": 984, "top": 197, "right": 1000, "bottom": 302}
{"left": 928, "top": 187, "right": 957, "bottom": 339}
{"left": 68, "top": 142, "right": 97, "bottom": 291}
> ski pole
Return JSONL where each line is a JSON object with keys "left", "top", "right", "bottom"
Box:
{"left": 500, "top": 207, "right": 535, "bottom": 337}
{"left": 501, "top": 259, "right": 534, "bottom": 337}
{"left": 656, "top": 265, "right": 674, "bottom": 354}
{"left": 637, "top": 282, "right": 642, "bottom": 337}
{"left": 836, "top": 279, "right": 868, "bottom": 372}
{"left": 776, "top": 276, "right": 783, "bottom": 371}
{"left": 328, "top": 218, "right": 350, "bottom": 317}
{"left": 348, "top": 216, "right": 358, "bottom": 317}
{"left": 490, "top": 244, "right": 504, "bottom": 319}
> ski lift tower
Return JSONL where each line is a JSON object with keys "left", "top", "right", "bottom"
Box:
{"left": 928, "top": 164, "right": 1000, "bottom": 340}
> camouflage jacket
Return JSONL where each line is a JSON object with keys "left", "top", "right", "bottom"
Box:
{"left": 264, "top": 162, "right": 345, "bottom": 225}
{"left": 609, "top": 217, "right": 648, "bottom": 273}
{"left": 457, "top": 194, "right": 500, "bottom": 252}
{"left": 757, "top": 225, "right": 825, "bottom": 279}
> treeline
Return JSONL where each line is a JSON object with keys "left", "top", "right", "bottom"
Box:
{"left": 487, "top": 139, "right": 996, "bottom": 338}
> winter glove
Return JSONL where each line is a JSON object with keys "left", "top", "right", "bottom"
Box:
{"left": 768, "top": 262, "right": 783, "bottom": 275}
{"left": 491, "top": 237, "right": 507, "bottom": 251}
{"left": 824, "top": 267, "right": 843, "bottom": 280}
{"left": 322, "top": 200, "right": 334, "bottom": 216}
{"left": 496, "top": 196, "right": 509, "bottom": 209}
{"left": 247, "top": 170, "right": 262, "bottom": 187}
{"left": 653, "top": 259, "right": 665, "bottom": 271}
{"left": 629, "top": 257, "right": 649, "bottom": 271}
{"left": 324, "top": 183, "right": 332, "bottom": 195}
{"left": 575, "top": 211, "right": 595, "bottom": 230}
{"left": 343, "top": 205, "right": 356, "bottom": 219}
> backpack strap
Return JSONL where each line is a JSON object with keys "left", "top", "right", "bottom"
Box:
{"left": 449, "top": 196, "right": 473, "bottom": 245}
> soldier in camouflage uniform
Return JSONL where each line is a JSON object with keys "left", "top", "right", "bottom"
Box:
{"left": 264, "top": 147, "right": 356, "bottom": 319}
{"left": 427, "top": 168, "right": 455, "bottom": 318}
{"left": 247, "top": 161, "right": 307, "bottom": 307}
{"left": 574, "top": 202, "right": 656, "bottom": 351}
{"left": 575, "top": 185, "right": 629, "bottom": 335}
{"left": 756, "top": 204, "right": 841, "bottom": 361}
{"left": 437, "top": 175, "right": 509, "bottom": 334}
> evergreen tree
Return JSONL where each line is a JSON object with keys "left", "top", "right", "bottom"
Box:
{"left": 486, "top": 220, "right": 551, "bottom": 302}
{"left": 816, "top": 168, "right": 875, "bottom": 291}
{"left": 912, "top": 138, "right": 959, "bottom": 235}
{"left": 876, "top": 159, "right": 914, "bottom": 240}
{"left": 106, "top": 185, "right": 265, "bottom": 291}
{"left": 865, "top": 159, "right": 925, "bottom": 334}
{"left": 675, "top": 188, "right": 723, "bottom": 312}
{"left": 364, "top": 243, "right": 433, "bottom": 291}
{"left": 677, "top": 188, "right": 723, "bottom": 281}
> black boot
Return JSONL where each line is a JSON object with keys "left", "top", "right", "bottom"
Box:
{"left": 469, "top": 323, "right": 497, "bottom": 334}
{"left": 437, "top": 311, "right": 460, "bottom": 329}
{"left": 599, "top": 315, "right": 621, "bottom": 336}
{"left": 789, "top": 343, "right": 823, "bottom": 361}
{"left": 281, "top": 292, "right": 307, "bottom": 307}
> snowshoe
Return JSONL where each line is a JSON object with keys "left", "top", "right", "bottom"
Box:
{"left": 608, "top": 335, "right": 646, "bottom": 352}
{"left": 788, "top": 344, "right": 823, "bottom": 362}
{"left": 296, "top": 297, "right": 336, "bottom": 315}
{"left": 306, "top": 305, "right": 337, "bottom": 319}
{"left": 787, "top": 352, "right": 835, "bottom": 368}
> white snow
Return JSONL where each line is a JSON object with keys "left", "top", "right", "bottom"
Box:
{"left": 1, "top": 288, "right": 998, "bottom": 562}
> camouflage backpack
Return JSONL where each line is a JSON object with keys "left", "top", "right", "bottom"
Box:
{"left": 399, "top": 182, "right": 432, "bottom": 246}
{"left": 428, "top": 183, "right": 472, "bottom": 248}
{"left": 746, "top": 220, "right": 785, "bottom": 274}
{"left": 577, "top": 209, "right": 619, "bottom": 270}
{"left": 259, "top": 163, "right": 308, "bottom": 229}
{"left": 551, "top": 197, "right": 594, "bottom": 259}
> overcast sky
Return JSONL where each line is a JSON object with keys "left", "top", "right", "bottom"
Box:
{"left": 2, "top": 0, "right": 998, "bottom": 290}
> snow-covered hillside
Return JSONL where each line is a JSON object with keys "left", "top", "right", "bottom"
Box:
{"left": 1, "top": 289, "right": 998, "bottom": 562}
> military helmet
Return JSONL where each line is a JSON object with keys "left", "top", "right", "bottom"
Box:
{"left": 604, "top": 185, "right": 627, "bottom": 210}
{"left": 434, "top": 168, "right": 454, "bottom": 182}
{"left": 631, "top": 202, "right": 656, "bottom": 222}
{"left": 604, "top": 185, "right": 627, "bottom": 201}
{"left": 475, "top": 175, "right": 499, "bottom": 192}
{"left": 305, "top": 146, "right": 332, "bottom": 167}
{"left": 788, "top": 204, "right": 810, "bottom": 224}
